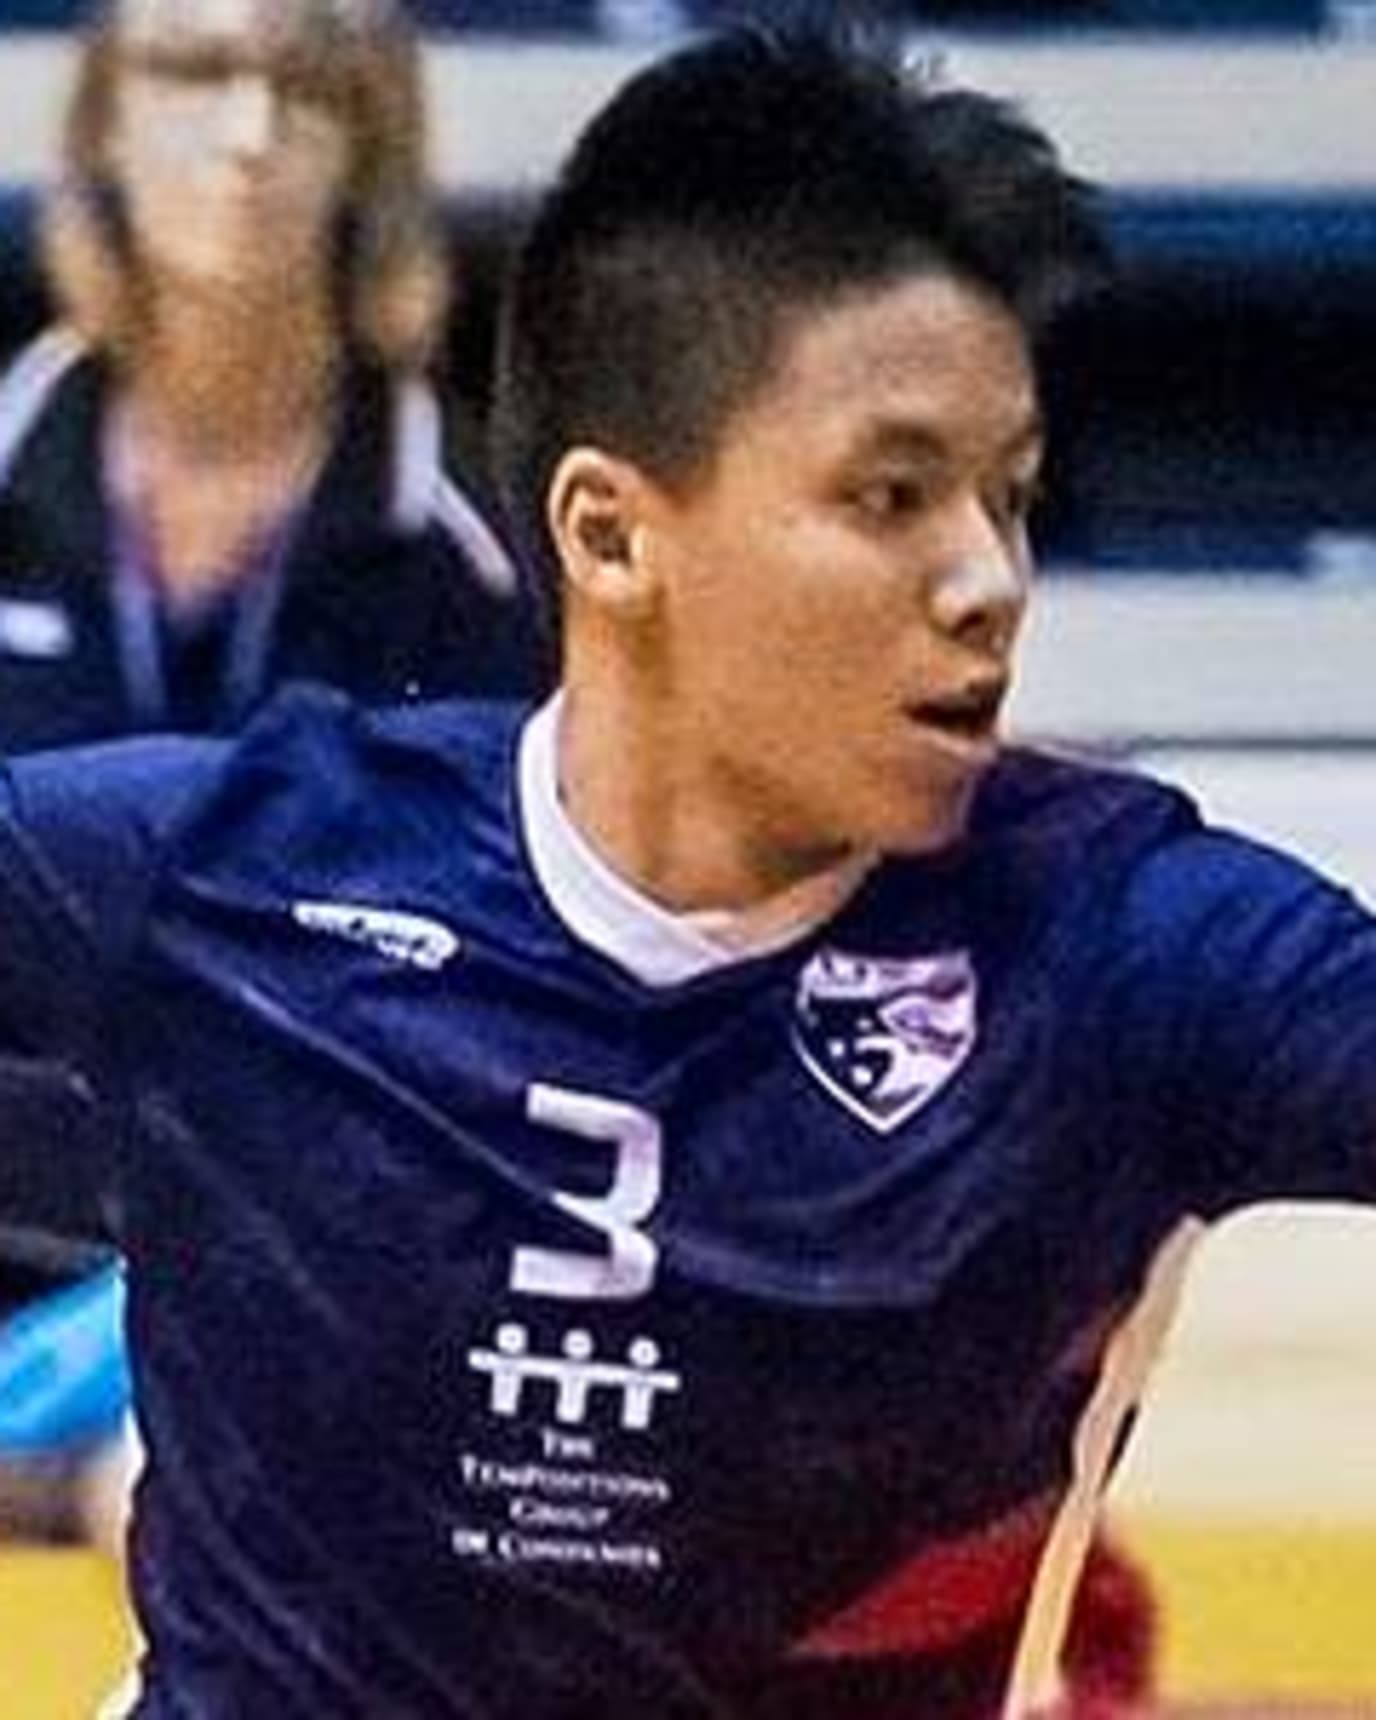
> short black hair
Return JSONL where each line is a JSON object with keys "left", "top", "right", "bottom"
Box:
{"left": 492, "top": 27, "right": 1108, "bottom": 633}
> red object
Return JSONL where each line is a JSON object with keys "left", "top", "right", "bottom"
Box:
{"left": 793, "top": 1510, "right": 1159, "bottom": 1718}
{"left": 1063, "top": 1532, "right": 1159, "bottom": 1717}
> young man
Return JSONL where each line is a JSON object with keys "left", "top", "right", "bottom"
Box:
{"left": 0, "top": 27, "right": 1372, "bottom": 1720}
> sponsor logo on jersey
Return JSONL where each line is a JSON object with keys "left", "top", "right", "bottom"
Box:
{"left": 468, "top": 1322, "right": 681, "bottom": 1431}
{"left": 792, "top": 947, "right": 977, "bottom": 1132}
{"left": 289, "top": 899, "right": 460, "bottom": 971}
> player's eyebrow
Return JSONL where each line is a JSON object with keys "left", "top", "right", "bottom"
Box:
{"left": 847, "top": 410, "right": 1046, "bottom": 466}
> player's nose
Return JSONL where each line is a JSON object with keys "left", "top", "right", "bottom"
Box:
{"left": 928, "top": 502, "right": 1028, "bottom": 655}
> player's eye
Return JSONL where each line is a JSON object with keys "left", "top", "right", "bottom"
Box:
{"left": 849, "top": 473, "right": 932, "bottom": 524}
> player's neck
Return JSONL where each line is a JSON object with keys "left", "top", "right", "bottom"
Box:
{"left": 556, "top": 686, "right": 871, "bottom": 919}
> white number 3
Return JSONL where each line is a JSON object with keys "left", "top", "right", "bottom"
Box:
{"left": 511, "top": 1083, "right": 663, "bottom": 1302}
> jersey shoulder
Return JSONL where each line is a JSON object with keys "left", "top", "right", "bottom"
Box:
{"left": 166, "top": 682, "right": 528, "bottom": 905}
{"left": 851, "top": 746, "right": 1207, "bottom": 966}
{"left": 971, "top": 745, "right": 1200, "bottom": 863}
{"left": 956, "top": 746, "right": 1371, "bottom": 1003}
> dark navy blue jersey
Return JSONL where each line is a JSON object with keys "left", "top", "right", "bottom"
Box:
{"left": 1, "top": 686, "right": 1375, "bottom": 1718}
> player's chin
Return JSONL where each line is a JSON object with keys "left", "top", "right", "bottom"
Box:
{"left": 871, "top": 771, "right": 981, "bottom": 858}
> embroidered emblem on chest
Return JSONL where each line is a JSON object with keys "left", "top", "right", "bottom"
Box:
{"left": 792, "top": 948, "right": 978, "bottom": 1133}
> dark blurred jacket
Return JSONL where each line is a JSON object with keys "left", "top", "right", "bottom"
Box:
{"left": 0, "top": 328, "right": 540, "bottom": 749}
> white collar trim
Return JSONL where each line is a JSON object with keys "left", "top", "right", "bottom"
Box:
{"left": 517, "top": 696, "right": 869, "bottom": 988}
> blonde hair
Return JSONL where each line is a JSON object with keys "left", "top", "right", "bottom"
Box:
{"left": 43, "top": 0, "right": 449, "bottom": 371}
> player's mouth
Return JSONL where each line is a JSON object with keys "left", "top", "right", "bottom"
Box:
{"left": 905, "top": 679, "right": 1008, "bottom": 756}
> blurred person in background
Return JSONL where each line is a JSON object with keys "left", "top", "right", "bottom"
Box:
{"left": 0, "top": 0, "right": 540, "bottom": 1557}
{"left": 0, "top": 0, "right": 532, "bottom": 753}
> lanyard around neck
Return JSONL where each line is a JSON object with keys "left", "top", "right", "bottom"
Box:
{"left": 101, "top": 406, "right": 323, "bottom": 729}
{"left": 108, "top": 491, "right": 304, "bottom": 731}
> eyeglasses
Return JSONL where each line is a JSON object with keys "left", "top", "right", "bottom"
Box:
{"left": 117, "top": 38, "right": 358, "bottom": 118}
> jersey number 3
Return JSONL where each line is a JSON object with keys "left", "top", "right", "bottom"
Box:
{"left": 512, "top": 1083, "right": 663, "bottom": 1302}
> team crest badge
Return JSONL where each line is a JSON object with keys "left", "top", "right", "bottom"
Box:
{"left": 792, "top": 948, "right": 978, "bottom": 1134}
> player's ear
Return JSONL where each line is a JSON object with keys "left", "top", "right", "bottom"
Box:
{"left": 547, "top": 447, "right": 660, "bottom": 618}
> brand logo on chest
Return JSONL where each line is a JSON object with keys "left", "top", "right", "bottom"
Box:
{"left": 792, "top": 947, "right": 978, "bottom": 1133}
{"left": 290, "top": 899, "right": 461, "bottom": 971}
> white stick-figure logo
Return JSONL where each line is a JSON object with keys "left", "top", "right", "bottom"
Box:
{"left": 469, "top": 1323, "right": 681, "bottom": 1431}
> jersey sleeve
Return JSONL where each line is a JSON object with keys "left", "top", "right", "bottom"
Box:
{"left": 0, "top": 734, "right": 226, "bottom": 1089}
{"left": 1112, "top": 826, "right": 1376, "bottom": 1211}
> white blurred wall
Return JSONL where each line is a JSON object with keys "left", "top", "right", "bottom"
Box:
{"left": 0, "top": 34, "right": 1371, "bottom": 189}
